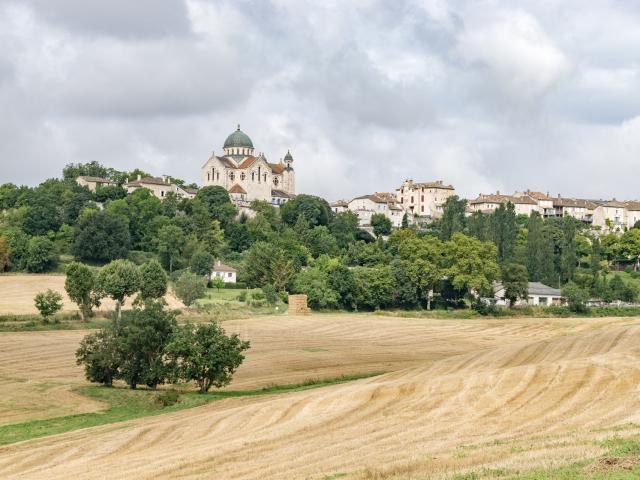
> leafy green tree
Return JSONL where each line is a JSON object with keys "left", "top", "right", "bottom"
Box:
{"left": 195, "top": 186, "right": 237, "bottom": 227}
{"left": 370, "top": 213, "right": 392, "bottom": 237}
{"left": 76, "top": 327, "right": 120, "bottom": 386}
{"left": 281, "top": 194, "right": 332, "bottom": 227}
{"left": 443, "top": 233, "right": 499, "bottom": 297}
{"left": 139, "top": 260, "right": 168, "bottom": 300}
{"left": 490, "top": 202, "right": 517, "bottom": 262}
{"left": 94, "top": 185, "right": 126, "bottom": 203}
{"left": 440, "top": 195, "right": 467, "bottom": 241}
{"left": 298, "top": 225, "right": 339, "bottom": 258}
{"left": 211, "top": 276, "right": 225, "bottom": 292}
{"left": 401, "top": 212, "right": 409, "bottom": 229}
{"left": 466, "top": 211, "right": 489, "bottom": 241}
{"left": 561, "top": 281, "right": 589, "bottom": 312}
{"left": 292, "top": 267, "right": 338, "bottom": 309}
{"left": 500, "top": 263, "right": 528, "bottom": 307}
{"left": 34, "top": 289, "right": 63, "bottom": 322}
{"left": 25, "top": 236, "right": 57, "bottom": 273}
{"left": 261, "top": 284, "right": 279, "bottom": 306}
{"left": 0, "top": 236, "right": 9, "bottom": 272}
{"left": 329, "top": 211, "right": 360, "bottom": 249}
{"left": 73, "top": 210, "right": 131, "bottom": 262}
{"left": 203, "top": 220, "right": 225, "bottom": 258}
{"left": 560, "top": 217, "right": 577, "bottom": 282}
{"left": 21, "top": 203, "right": 62, "bottom": 236}
{"left": 396, "top": 235, "right": 442, "bottom": 309}
{"left": 1, "top": 228, "right": 28, "bottom": 271}
{"left": 63, "top": 161, "right": 109, "bottom": 182}
{"left": 65, "top": 262, "right": 98, "bottom": 321}
{"left": 615, "top": 229, "right": 640, "bottom": 260}
{"left": 352, "top": 265, "right": 395, "bottom": 310}
{"left": 155, "top": 224, "right": 186, "bottom": 272}
{"left": 0, "top": 183, "right": 21, "bottom": 210}
{"left": 327, "top": 264, "right": 358, "bottom": 310}
{"left": 190, "top": 251, "right": 214, "bottom": 277}
{"left": 174, "top": 271, "right": 207, "bottom": 307}
{"left": 167, "top": 322, "right": 250, "bottom": 393}
{"left": 117, "top": 300, "right": 177, "bottom": 389}
{"left": 225, "top": 222, "right": 252, "bottom": 252}
{"left": 96, "top": 259, "right": 141, "bottom": 320}
{"left": 244, "top": 241, "right": 295, "bottom": 291}
{"left": 126, "top": 188, "right": 163, "bottom": 249}
{"left": 526, "top": 212, "right": 555, "bottom": 284}
{"left": 590, "top": 237, "right": 602, "bottom": 277}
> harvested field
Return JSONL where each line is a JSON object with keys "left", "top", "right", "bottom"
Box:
{"left": 1, "top": 314, "right": 640, "bottom": 478}
{"left": 0, "top": 274, "right": 184, "bottom": 315}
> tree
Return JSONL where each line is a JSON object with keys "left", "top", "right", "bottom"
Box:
{"left": 25, "top": 236, "right": 57, "bottom": 273}
{"left": 261, "top": 284, "right": 278, "bottom": 306}
{"left": 281, "top": 194, "right": 332, "bottom": 227}
{"left": 73, "top": 210, "right": 131, "bottom": 262}
{"left": 440, "top": 196, "right": 467, "bottom": 241}
{"left": 65, "top": 262, "right": 98, "bottom": 321}
{"left": 211, "top": 276, "right": 225, "bottom": 292}
{"left": 292, "top": 267, "right": 339, "bottom": 309}
{"left": 155, "top": 224, "right": 186, "bottom": 272}
{"left": 352, "top": 265, "right": 395, "bottom": 310}
{"left": 63, "top": 161, "right": 109, "bottom": 182}
{"left": 203, "top": 220, "right": 225, "bottom": 258}
{"left": 117, "top": 300, "right": 177, "bottom": 389}
{"left": 443, "top": 233, "right": 499, "bottom": 297}
{"left": 195, "top": 186, "right": 237, "bottom": 227}
{"left": 526, "top": 212, "right": 554, "bottom": 284}
{"left": 370, "top": 213, "right": 392, "bottom": 237}
{"left": 167, "top": 322, "right": 250, "bottom": 393}
{"left": 0, "top": 236, "right": 9, "bottom": 272}
{"left": 139, "top": 260, "right": 168, "bottom": 300}
{"left": 327, "top": 264, "right": 358, "bottom": 310}
{"left": 616, "top": 229, "right": 640, "bottom": 260}
{"left": 329, "top": 211, "right": 360, "bottom": 249}
{"left": 490, "top": 202, "right": 517, "bottom": 262}
{"left": 244, "top": 241, "right": 295, "bottom": 291}
{"left": 96, "top": 259, "right": 141, "bottom": 320}
{"left": 560, "top": 217, "right": 577, "bottom": 282}
{"left": 174, "top": 271, "right": 207, "bottom": 307}
{"left": 401, "top": 212, "right": 409, "bottom": 229}
{"left": 500, "top": 263, "right": 528, "bottom": 307}
{"left": 562, "top": 281, "right": 589, "bottom": 312}
{"left": 190, "top": 251, "right": 214, "bottom": 277}
{"left": 34, "top": 289, "right": 63, "bottom": 322}
{"left": 76, "top": 327, "right": 120, "bottom": 386}
{"left": 396, "top": 235, "right": 442, "bottom": 309}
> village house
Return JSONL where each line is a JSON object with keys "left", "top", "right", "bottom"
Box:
{"left": 347, "top": 193, "right": 404, "bottom": 228}
{"left": 514, "top": 190, "right": 555, "bottom": 216}
{"left": 396, "top": 180, "right": 455, "bottom": 218}
{"left": 552, "top": 196, "right": 597, "bottom": 222}
{"left": 493, "top": 282, "right": 563, "bottom": 306}
{"left": 592, "top": 200, "right": 628, "bottom": 231}
{"left": 124, "top": 175, "right": 197, "bottom": 200}
{"left": 625, "top": 202, "right": 640, "bottom": 229}
{"left": 330, "top": 200, "right": 349, "bottom": 214}
{"left": 211, "top": 260, "right": 237, "bottom": 283}
{"left": 468, "top": 192, "right": 538, "bottom": 216}
{"left": 75, "top": 176, "right": 116, "bottom": 192}
{"left": 200, "top": 125, "right": 295, "bottom": 208}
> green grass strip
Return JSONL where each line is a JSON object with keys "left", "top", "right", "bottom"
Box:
{"left": 0, "top": 371, "right": 384, "bottom": 446}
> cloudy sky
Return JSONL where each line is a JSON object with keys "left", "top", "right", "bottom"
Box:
{"left": 1, "top": 0, "right": 639, "bottom": 201}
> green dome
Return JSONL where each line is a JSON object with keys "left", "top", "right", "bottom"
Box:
{"left": 284, "top": 150, "right": 293, "bottom": 161}
{"left": 223, "top": 125, "right": 253, "bottom": 149}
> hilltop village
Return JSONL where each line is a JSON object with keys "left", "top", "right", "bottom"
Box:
{"left": 75, "top": 125, "right": 639, "bottom": 236}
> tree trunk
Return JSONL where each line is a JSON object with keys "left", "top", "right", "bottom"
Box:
{"left": 115, "top": 300, "right": 122, "bottom": 321}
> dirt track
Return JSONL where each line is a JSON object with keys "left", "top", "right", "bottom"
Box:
{"left": 1, "top": 315, "right": 639, "bottom": 478}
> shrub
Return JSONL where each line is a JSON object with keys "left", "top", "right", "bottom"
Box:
{"left": 262, "top": 284, "right": 278, "bottom": 306}
{"left": 237, "top": 291, "right": 248, "bottom": 302}
{"left": 561, "top": 281, "right": 589, "bottom": 312}
{"left": 34, "top": 289, "right": 63, "bottom": 322}
{"left": 174, "top": 271, "right": 207, "bottom": 307}
{"left": 156, "top": 390, "right": 180, "bottom": 407}
{"left": 139, "top": 260, "right": 168, "bottom": 300}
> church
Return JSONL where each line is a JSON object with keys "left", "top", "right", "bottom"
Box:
{"left": 201, "top": 125, "right": 295, "bottom": 206}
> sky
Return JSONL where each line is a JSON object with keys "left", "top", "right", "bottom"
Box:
{"left": 0, "top": 0, "right": 639, "bottom": 201}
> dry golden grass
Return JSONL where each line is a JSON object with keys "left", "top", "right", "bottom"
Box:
{"left": 0, "top": 314, "right": 639, "bottom": 479}
{"left": 0, "top": 274, "right": 184, "bottom": 315}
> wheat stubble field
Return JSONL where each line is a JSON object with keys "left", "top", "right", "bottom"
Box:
{"left": 1, "top": 314, "right": 640, "bottom": 479}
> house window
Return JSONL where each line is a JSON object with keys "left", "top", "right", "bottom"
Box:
{"left": 421, "top": 195, "right": 424, "bottom": 202}
{"left": 216, "top": 172, "right": 219, "bottom": 180}
{"left": 539, "top": 297, "right": 548, "bottom": 306}
{"left": 411, "top": 196, "right": 414, "bottom": 203}
{"left": 421, "top": 206, "right": 424, "bottom": 212}
{"left": 229, "top": 172, "right": 235, "bottom": 181}
{"left": 228, "top": 272, "right": 232, "bottom": 278}
{"left": 161, "top": 191, "right": 164, "bottom": 197}
{"left": 263, "top": 173, "right": 267, "bottom": 182}
{"left": 252, "top": 172, "right": 255, "bottom": 181}
{"left": 273, "top": 177, "right": 279, "bottom": 186}
{"left": 240, "top": 172, "right": 246, "bottom": 181}
{"left": 207, "top": 173, "right": 210, "bottom": 181}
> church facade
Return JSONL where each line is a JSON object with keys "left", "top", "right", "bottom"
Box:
{"left": 201, "top": 126, "right": 295, "bottom": 206}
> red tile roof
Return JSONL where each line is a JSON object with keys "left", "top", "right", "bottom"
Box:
{"left": 228, "top": 184, "right": 247, "bottom": 194}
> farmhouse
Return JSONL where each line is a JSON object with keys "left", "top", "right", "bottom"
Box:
{"left": 493, "top": 281, "right": 563, "bottom": 306}
{"left": 211, "top": 260, "right": 237, "bottom": 283}
{"left": 125, "top": 175, "right": 197, "bottom": 200}
{"left": 75, "top": 176, "right": 116, "bottom": 192}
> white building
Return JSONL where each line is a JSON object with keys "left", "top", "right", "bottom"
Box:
{"left": 592, "top": 200, "right": 628, "bottom": 231}
{"left": 494, "top": 282, "right": 563, "bottom": 306}
{"left": 211, "top": 261, "right": 237, "bottom": 283}
{"left": 124, "top": 175, "right": 197, "bottom": 200}
{"left": 468, "top": 193, "right": 538, "bottom": 216}
{"left": 201, "top": 125, "right": 295, "bottom": 207}
{"left": 347, "top": 193, "right": 404, "bottom": 228}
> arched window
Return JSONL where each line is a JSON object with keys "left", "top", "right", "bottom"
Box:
{"left": 229, "top": 172, "right": 235, "bottom": 181}
{"left": 258, "top": 166, "right": 261, "bottom": 182}
{"left": 273, "top": 177, "right": 279, "bottom": 186}
{"left": 240, "top": 172, "right": 246, "bottom": 181}
{"left": 216, "top": 172, "right": 219, "bottom": 180}
{"left": 263, "top": 173, "right": 267, "bottom": 182}
{"left": 252, "top": 172, "right": 255, "bottom": 181}
{"left": 207, "top": 173, "right": 210, "bottom": 181}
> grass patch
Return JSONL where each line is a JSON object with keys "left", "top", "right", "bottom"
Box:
{"left": 0, "top": 371, "right": 384, "bottom": 446}
{"left": 302, "top": 347, "right": 329, "bottom": 352}
{"left": 0, "top": 313, "right": 111, "bottom": 332}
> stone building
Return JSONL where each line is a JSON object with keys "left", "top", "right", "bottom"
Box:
{"left": 124, "top": 175, "right": 197, "bottom": 200}
{"left": 201, "top": 125, "right": 295, "bottom": 207}
{"left": 395, "top": 180, "right": 455, "bottom": 218}
{"left": 76, "top": 176, "right": 116, "bottom": 192}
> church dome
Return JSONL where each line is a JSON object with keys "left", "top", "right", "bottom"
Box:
{"left": 284, "top": 150, "right": 293, "bottom": 161}
{"left": 223, "top": 125, "right": 253, "bottom": 149}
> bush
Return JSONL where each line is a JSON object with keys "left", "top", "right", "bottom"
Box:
{"left": 25, "top": 236, "right": 57, "bottom": 273}
{"left": 156, "top": 390, "right": 180, "bottom": 407}
{"left": 472, "top": 298, "right": 498, "bottom": 316}
{"left": 224, "top": 281, "right": 246, "bottom": 289}
{"left": 34, "top": 289, "right": 63, "bottom": 322}
{"left": 174, "top": 271, "right": 207, "bottom": 307}
{"left": 128, "top": 250, "right": 159, "bottom": 265}
{"left": 237, "top": 291, "right": 248, "bottom": 302}
{"left": 561, "top": 281, "right": 589, "bottom": 312}
{"left": 262, "top": 284, "right": 278, "bottom": 306}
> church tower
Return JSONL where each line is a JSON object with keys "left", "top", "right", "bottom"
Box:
{"left": 282, "top": 150, "right": 295, "bottom": 194}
